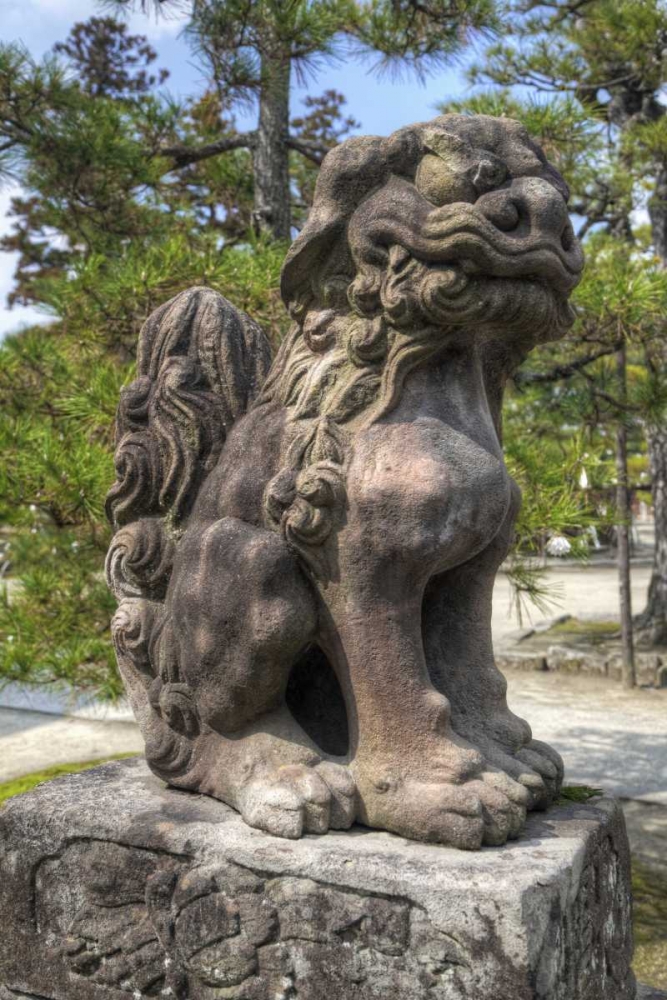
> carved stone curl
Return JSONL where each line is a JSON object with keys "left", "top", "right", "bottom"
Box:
{"left": 106, "top": 114, "right": 584, "bottom": 848}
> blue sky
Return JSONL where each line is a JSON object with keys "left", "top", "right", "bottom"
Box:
{"left": 0, "top": 0, "right": 478, "bottom": 337}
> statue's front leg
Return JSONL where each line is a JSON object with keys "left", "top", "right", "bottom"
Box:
{"left": 318, "top": 540, "right": 529, "bottom": 848}
{"left": 422, "top": 486, "right": 564, "bottom": 809}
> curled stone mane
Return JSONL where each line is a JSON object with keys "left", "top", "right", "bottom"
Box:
{"left": 261, "top": 115, "right": 579, "bottom": 577}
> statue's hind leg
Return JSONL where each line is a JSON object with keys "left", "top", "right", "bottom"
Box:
{"left": 112, "top": 517, "right": 355, "bottom": 839}
{"left": 422, "top": 484, "right": 564, "bottom": 809}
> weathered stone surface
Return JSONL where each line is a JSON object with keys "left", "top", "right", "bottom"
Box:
{"left": 607, "top": 652, "right": 664, "bottom": 686}
{"left": 104, "top": 113, "right": 584, "bottom": 848}
{"left": 499, "top": 642, "right": 664, "bottom": 685}
{"left": 0, "top": 759, "right": 635, "bottom": 1000}
{"left": 637, "top": 987, "right": 667, "bottom": 999}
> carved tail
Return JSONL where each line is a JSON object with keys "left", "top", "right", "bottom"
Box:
{"left": 105, "top": 287, "right": 272, "bottom": 774}
{"left": 106, "top": 286, "right": 271, "bottom": 536}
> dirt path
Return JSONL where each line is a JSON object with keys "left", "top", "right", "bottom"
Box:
{"left": 0, "top": 708, "right": 143, "bottom": 782}
{"left": 506, "top": 670, "right": 667, "bottom": 803}
{"left": 493, "top": 561, "right": 653, "bottom": 645}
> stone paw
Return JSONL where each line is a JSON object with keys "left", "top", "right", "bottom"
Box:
{"left": 237, "top": 761, "right": 356, "bottom": 840}
{"left": 471, "top": 742, "right": 552, "bottom": 811}
{"left": 458, "top": 733, "right": 563, "bottom": 812}
{"left": 475, "top": 769, "right": 529, "bottom": 843}
{"left": 515, "top": 739, "right": 564, "bottom": 809}
{"left": 352, "top": 765, "right": 527, "bottom": 849}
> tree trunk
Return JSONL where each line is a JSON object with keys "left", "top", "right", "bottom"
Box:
{"left": 636, "top": 164, "right": 667, "bottom": 641}
{"left": 615, "top": 345, "right": 636, "bottom": 688}
{"left": 635, "top": 423, "right": 667, "bottom": 644}
{"left": 252, "top": 50, "right": 291, "bottom": 240}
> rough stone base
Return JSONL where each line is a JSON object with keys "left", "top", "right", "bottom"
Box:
{"left": 637, "top": 986, "right": 667, "bottom": 999}
{"left": 0, "top": 759, "right": 635, "bottom": 1000}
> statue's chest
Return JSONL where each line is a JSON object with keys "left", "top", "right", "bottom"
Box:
{"left": 346, "top": 415, "right": 512, "bottom": 574}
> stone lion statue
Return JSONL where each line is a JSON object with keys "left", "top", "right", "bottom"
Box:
{"left": 106, "top": 114, "right": 583, "bottom": 848}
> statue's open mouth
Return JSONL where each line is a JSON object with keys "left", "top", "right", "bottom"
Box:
{"left": 349, "top": 185, "right": 583, "bottom": 309}
{"left": 418, "top": 208, "right": 584, "bottom": 296}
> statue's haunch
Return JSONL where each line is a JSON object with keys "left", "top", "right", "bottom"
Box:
{"left": 106, "top": 114, "right": 583, "bottom": 847}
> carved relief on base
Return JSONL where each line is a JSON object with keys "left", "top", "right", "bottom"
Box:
{"left": 34, "top": 841, "right": 471, "bottom": 999}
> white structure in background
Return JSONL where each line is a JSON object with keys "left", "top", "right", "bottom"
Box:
{"left": 587, "top": 525, "right": 601, "bottom": 550}
{"left": 546, "top": 534, "right": 572, "bottom": 557}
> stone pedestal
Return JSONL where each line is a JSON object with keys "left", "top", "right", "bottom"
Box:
{"left": 0, "top": 758, "right": 635, "bottom": 1000}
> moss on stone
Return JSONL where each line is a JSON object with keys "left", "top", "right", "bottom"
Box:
{"left": 547, "top": 617, "right": 620, "bottom": 644}
{"left": 0, "top": 753, "right": 138, "bottom": 805}
{"left": 633, "top": 861, "right": 667, "bottom": 990}
{"left": 559, "top": 784, "right": 603, "bottom": 803}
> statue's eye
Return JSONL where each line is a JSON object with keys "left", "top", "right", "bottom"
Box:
{"left": 473, "top": 159, "right": 508, "bottom": 194}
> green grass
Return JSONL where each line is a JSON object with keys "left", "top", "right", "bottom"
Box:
{"left": 0, "top": 753, "right": 138, "bottom": 805}
{"left": 633, "top": 861, "right": 667, "bottom": 990}
{"left": 547, "top": 617, "right": 620, "bottom": 644}
{"left": 558, "top": 784, "right": 604, "bottom": 803}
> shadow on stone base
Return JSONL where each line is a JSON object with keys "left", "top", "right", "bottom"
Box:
{"left": 0, "top": 758, "right": 636, "bottom": 1000}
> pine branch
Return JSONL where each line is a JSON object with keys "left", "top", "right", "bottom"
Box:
{"left": 514, "top": 343, "right": 624, "bottom": 385}
{"left": 586, "top": 384, "right": 641, "bottom": 414}
{"left": 287, "top": 135, "right": 328, "bottom": 164}
{"left": 159, "top": 131, "right": 256, "bottom": 168}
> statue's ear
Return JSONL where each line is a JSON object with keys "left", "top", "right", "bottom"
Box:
{"left": 280, "top": 208, "right": 345, "bottom": 317}
{"left": 281, "top": 130, "right": 422, "bottom": 314}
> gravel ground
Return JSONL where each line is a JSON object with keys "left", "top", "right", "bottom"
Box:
{"left": 492, "top": 560, "right": 654, "bottom": 645}
{"left": 506, "top": 670, "right": 667, "bottom": 804}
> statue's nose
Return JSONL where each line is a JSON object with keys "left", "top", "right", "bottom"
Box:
{"left": 476, "top": 176, "right": 575, "bottom": 252}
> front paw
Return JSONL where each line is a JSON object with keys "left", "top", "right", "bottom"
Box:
{"left": 236, "top": 761, "right": 356, "bottom": 839}
{"left": 351, "top": 753, "right": 527, "bottom": 848}
{"left": 461, "top": 734, "right": 563, "bottom": 811}
{"left": 515, "top": 739, "right": 564, "bottom": 808}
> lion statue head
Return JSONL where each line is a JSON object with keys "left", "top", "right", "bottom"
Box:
{"left": 265, "top": 114, "right": 582, "bottom": 417}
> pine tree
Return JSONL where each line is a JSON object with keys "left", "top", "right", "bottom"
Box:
{"left": 53, "top": 16, "right": 170, "bottom": 97}
{"left": 109, "top": 0, "right": 499, "bottom": 237}
{"left": 0, "top": 20, "right": 288, "bottom": 699}
{"left": 0, "top": 24, "right": 177, "bottom": 312}
{"left": 0, "top": 4, "right": 498, "bottom": 699}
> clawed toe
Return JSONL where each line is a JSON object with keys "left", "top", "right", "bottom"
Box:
{"left": 239, "top": 778, "right": 310, "bottom": 839}
{"left": 529, "top": 739, "right": 565, "bottom": 784}
{"left": 516, "top": 741, "right": 563, "bottom": 808}
{"left": 316, "top": 761, "right": 357, "bottom": 829}
{"left": 479, "top": 770, "right": 528, "bottom": 841}
{"left": 464, "top": 735, "right": 563, "bottom": 813}
{"left": 237, "top": 761, "right": 356, "bottom": 840}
